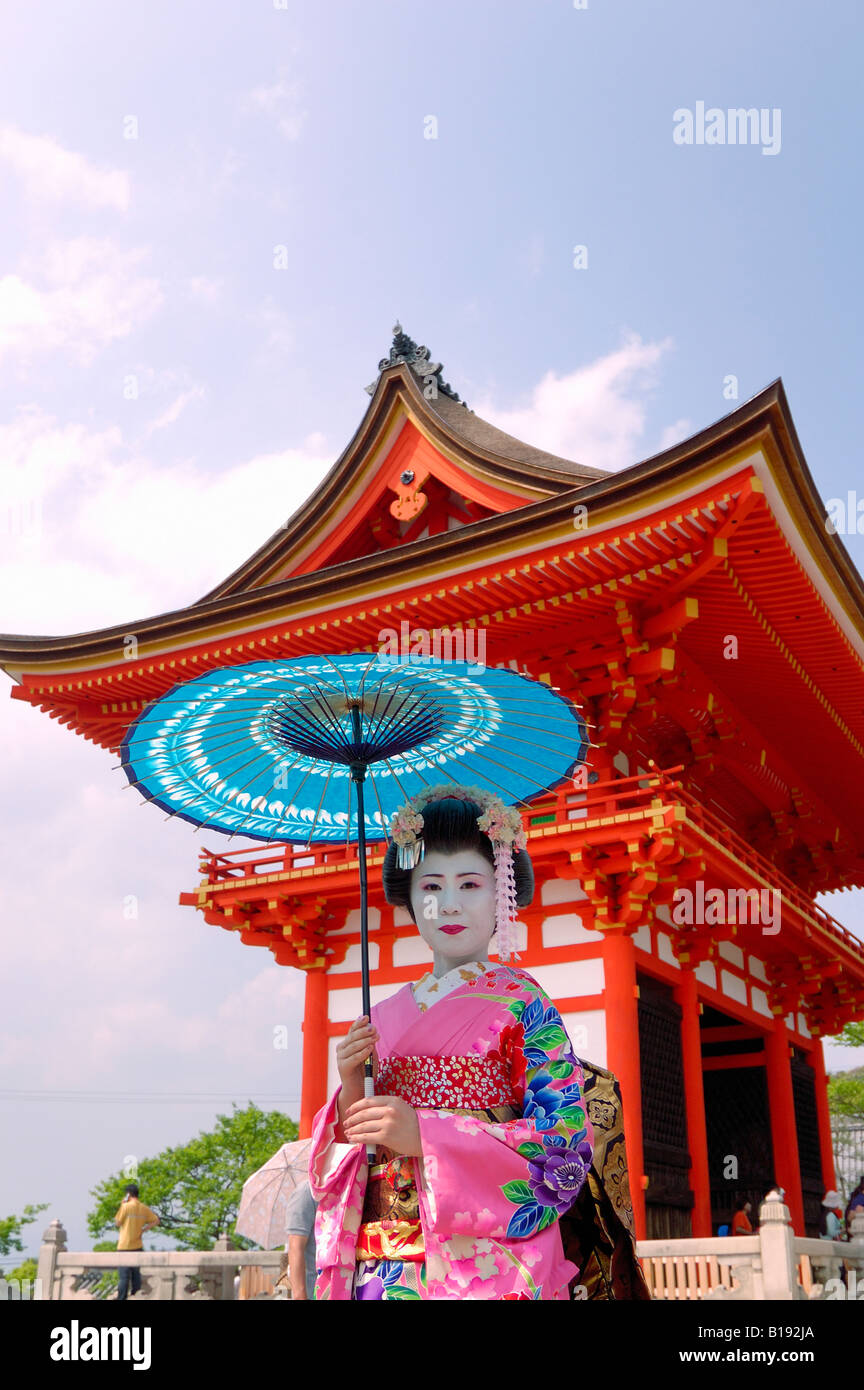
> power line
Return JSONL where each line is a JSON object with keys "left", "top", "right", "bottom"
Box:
{"left": 0, "top": 1089, "right": 300, "bottom": 1103}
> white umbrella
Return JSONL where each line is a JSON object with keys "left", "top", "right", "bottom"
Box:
{"left": 235, "top": 1139, "right": 312, "bottom": 1249}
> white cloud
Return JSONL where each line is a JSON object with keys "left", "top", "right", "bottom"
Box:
{"left": 212, "top": 145, "right": 246, "bottom": 196}
{"left": 146, "top": 386, "right": 206, "bottom": 433}
{"left": 0, "top": 237, "right": 162, "bottom": 368}
{"left": 57, "top": 967, "right": 304, "bottom": 1077}
{"left": 0, "top": 408, "right": 332, "bottom": 632}
{"left": 0, "top": 744, "right": 305, "bottom": 1088}
{"left": 184, "top": 276, "right": 223, "bottom": 305}
{"left": 523, "top": 233, "right": 545, "bottom": 280}
{"left": 242, "top": 72, "right": 307, "bottom": 141}
{"left": 659, "top": 417, "right": 693, "bottom": 451}
{"left": 0, "top": 125, "right": 130, "bottom": 210}
{"left": 252, "top": 297, "right": 295, "bottom": 354}
{"left": 472, "top": 333, "right": 677, "bottom": 472}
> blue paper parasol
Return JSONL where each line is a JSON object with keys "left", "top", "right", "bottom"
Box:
{"left": 119, "top": 653, "right": 589, "bottom": 845}
{"left": 119, "top": 652, "right": 590, "bottom": 1156}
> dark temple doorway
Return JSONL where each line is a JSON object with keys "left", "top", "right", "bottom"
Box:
{"left": 791, "top": 1048, "right": 824, "bottom": 1237}
{"left": 700, "top": 1003, "right": 774, "bottom": 1232}
{"left": 637, "top": 972, "right": 693, "bottom": 1238}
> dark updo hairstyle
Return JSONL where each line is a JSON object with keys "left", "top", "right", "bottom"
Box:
{"left": 381, "top": 795, "right": 534, "bottom": 921}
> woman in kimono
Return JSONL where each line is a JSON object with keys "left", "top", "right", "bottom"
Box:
{"left": 309, "top": 785, "right": 595, "bottom": 1300}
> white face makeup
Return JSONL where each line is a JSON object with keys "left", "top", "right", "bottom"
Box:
{"left": 409, "top": 847, "right": 497, "bottom": 978}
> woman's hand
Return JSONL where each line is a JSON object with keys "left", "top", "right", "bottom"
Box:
{"left": 335, "top": 1016, "right": 379, "bottom": 1135}
{"left": 342, "top": 1096, "right": 423, "bottom": 1157}
{"left": 336, "top": 1015, "right": 379, "bottom": 1089}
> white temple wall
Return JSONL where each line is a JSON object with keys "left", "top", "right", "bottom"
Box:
{"left": 327, "top": 906, "right": 382, "bottom": 937}
{"left": 329, "top": 942, "right": 381, "bottom": 974}
{"left": 392, "top": 935, "right": 434, "bottom": 968}
{"left": 562, "top": 1009, "right": 607, "bottom": 1068}
{"left": 328, "top": 983, "right": 392, "bottom": 1022}
{"left": 541, "top": 914, "right": 602, "bottom": 948}
{"left": 540, "top": 878, "right": 589, "bottom": 906}
{"left": 529, "top": 958, "right": 604, "bottom": 999}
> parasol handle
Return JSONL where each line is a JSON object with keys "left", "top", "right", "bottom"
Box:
{"left": 350, "top": 749, "right": 376, "bottom": 1167}
{"left": 363, "top": 1064, "right": 376, "bottom": 1167}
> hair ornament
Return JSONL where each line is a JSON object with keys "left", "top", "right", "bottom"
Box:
{"left": 387, "top": 784, "right": 527, "bottom": 960}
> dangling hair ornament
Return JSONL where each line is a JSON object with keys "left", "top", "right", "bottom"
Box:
{"left": 388, "top": 784, "right": 527, "bottom": 962}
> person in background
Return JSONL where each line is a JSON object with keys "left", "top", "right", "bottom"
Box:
{"left": 731, "top": 1200, "right": 753, "bottom": 1236}
{"left": 845, "top": 1176, "right": 864, "bottom": 1233}
{"left": 114, "top": 1182, "right": 159, "bottom": 1300}
{"left": 284, "top": 1179, "right": 318, "bottom": 1300}
{"left": 813, "top": 1188, "right": 846, "bottom": 1291}
{"left": 819, "top": 1190, "right": 844, "bottom": 1241}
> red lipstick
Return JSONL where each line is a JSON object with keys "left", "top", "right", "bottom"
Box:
{"left": 439, "top": 924, "right": 467, "bottom": 935}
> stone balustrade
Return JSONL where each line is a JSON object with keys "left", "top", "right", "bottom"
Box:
{"left": 31, "top": 1223, "right": 284, "bottom": 1301}
{"left": 19, "top": 1201, "right": 864, "bottom": 1300}
{"left": 637, "top": 1201, "right": 864, "bottom": 1300}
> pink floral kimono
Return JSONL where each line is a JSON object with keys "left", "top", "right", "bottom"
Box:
{"left": 309, "top": 960, "right": 595, "bottom": 1300}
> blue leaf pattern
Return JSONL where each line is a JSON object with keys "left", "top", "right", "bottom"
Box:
{"left": 498, "top": 973, "right": 594, "bottom": 1238}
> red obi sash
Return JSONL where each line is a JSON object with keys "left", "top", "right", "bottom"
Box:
{"left": 357, "top": 1055, "right": 518, "bottom": 1265}
{"left": 376, "top": 1054, "right": 516, "bottom": 1110}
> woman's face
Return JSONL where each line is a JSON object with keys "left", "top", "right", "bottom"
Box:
{"left": 409, "top": 847, "right": 497, "bottom": 975}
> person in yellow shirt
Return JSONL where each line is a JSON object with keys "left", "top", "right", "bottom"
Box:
{"left": 115, "top": 1183, "right": 160, "bottom": 1300}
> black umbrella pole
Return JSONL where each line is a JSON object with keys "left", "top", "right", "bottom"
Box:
{"left": 351, "top": 760, "right": 376, "bottom": 1166}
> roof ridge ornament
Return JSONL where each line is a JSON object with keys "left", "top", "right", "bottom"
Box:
{"left": 366, "top": 321, "right": 469, "bottom": 408}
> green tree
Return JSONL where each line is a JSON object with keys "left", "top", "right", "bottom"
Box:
{"left": 828, "top": 1066, "right": 864, "bottom": 1118}
{"left": 834, "top": 1022, "right": 864, "bottom": 1050}
{"left": 87, "top": 1103, "right": 298, "bottom": 1250}
{"left": 6, "top": 1257, "right": 38, "bottom": 1284}
{"left": 0, "top": 1203, "right": 49, "bottom": 1256}
{"left": 828, "top": 1064, "right": 864, "bottom": 1201}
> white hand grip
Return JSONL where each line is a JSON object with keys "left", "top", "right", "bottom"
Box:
{"left": 364, "top": 1072, "right": 376, "bottom": 1165}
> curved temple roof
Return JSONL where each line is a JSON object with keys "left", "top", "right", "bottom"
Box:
{"left": 4, "top": 341, "right": 864, "bottom": 1022}
{"left": 0, "top": 371, "right": 861, "bottom": 666}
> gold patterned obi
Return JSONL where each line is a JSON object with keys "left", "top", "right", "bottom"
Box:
{"left": 356, "top": 1054, "right": 518, "bottom": 1263}
{"left": 357, "top": 1158, "right": 425, "bottom": 1261}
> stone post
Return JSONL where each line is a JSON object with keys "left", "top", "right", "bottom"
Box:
{"left": 758, "top": 1197, "right": 800, "bottom": 1300}
{"left": 35, "top": 1219, "right": 67, "bottom": 1301}
{"left": 847, "top": 1208, "right": 864, "bottom": 1298}
{"left": 213, "top": 1232, "right": 238, "bottom": 1301}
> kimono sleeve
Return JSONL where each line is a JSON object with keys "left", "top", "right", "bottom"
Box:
{"left": 308, "top": 1087, "right": 366, "bottom": 1281}
{"left": 414, "top": 988, "right": 594, "bottom": 1242}
{"left": 308, "top": 1086, "right": 364, "bottom": 1198}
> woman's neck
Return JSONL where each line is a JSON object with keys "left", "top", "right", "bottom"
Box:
{"left": 431, "top": 953, "right": 490, "bottom": 980}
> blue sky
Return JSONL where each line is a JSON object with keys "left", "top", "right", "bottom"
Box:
{"left": 2, "top": 0, "right": 863, "bottom": 1261}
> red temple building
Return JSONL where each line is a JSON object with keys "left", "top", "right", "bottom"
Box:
{"left": 4, "top": 326, "right": 864, "bottom": 1241}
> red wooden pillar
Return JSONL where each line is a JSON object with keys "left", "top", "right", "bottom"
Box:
{"left": 674, "top": 969, "right": 712, "bottom": 1236}
{"left": 764, "top": 1016, "right": 805, "bottom": 1232}
{"left": 299, "top": 969, "right": 329, "bottom": 1138}
{"left": 601, "top": 929, "right": 647, "bottom": 1238}
{"left": 810, "top": 1040, "right": 837, "bottom": 1192}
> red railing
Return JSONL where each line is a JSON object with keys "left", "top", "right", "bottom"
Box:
{"left": 191, "top": 768, "right": 864, "bottom": 964}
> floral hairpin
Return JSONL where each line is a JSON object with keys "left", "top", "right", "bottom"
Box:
{"left": 388, "top": 784, "right": 527, "bottom": 961}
